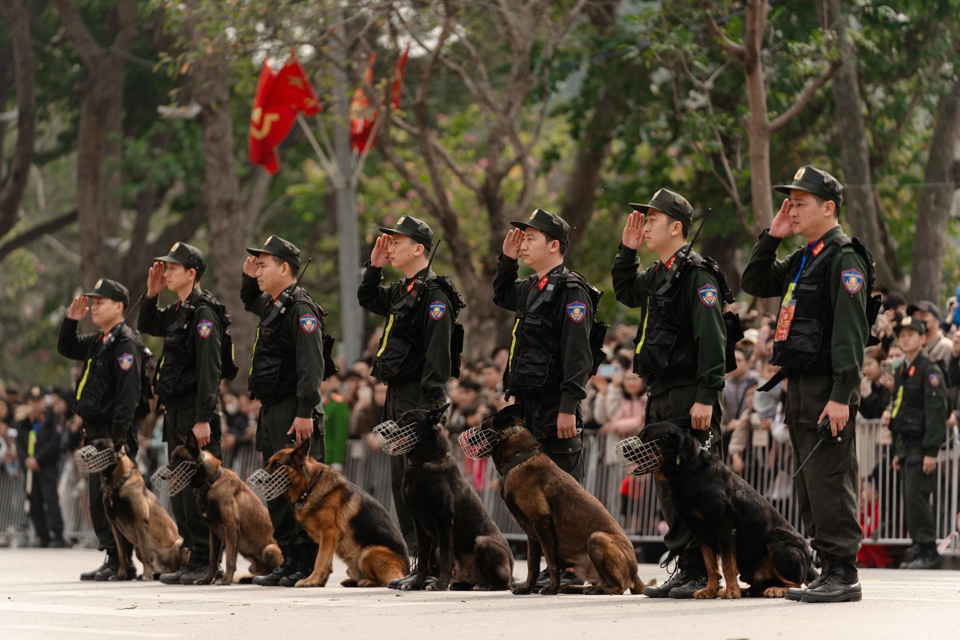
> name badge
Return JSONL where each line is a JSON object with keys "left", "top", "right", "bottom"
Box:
{"left": 774, "top": 283, "right": 796, "bottom": 342}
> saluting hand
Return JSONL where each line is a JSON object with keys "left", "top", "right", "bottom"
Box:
{"left": 370, "top": 234, "right": 391, "bottom": 268}
{"left": 502, "top": 228, "right": 523, "bottom": 260}
{"left": 67, "top": 295, "right": 89, "bottom": 321}
{"left": 621, "top": 211, "right": 645, "bottom": 250}
{"left": 243, "top": 256, "right": 259, "bottom": 278}
{"left": 769, "top": 199, "right": 794, "bottom": 239}
{"left": 146, "top": 262, "right": 166, "bottom": 298}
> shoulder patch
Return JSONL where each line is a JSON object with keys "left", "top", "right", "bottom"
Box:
{"left": 698, "top": 284, "right": 718, "bottom": 307}
{"left": 566, "top": 301, "right": 586, "bottom": 323}
{"left": 299, "top": 314, "right": 318, "bottom": 334}
{"left": 117, "top": 353, "right": 134, "bottom": 372}
{"left": 197, "top": 319, "right": 213, "bottom": 339}
{"left": 841, "top": 268, "right": 864, "bottom": 295}
{"left": 428, "top": 300, "right": 446, "bottom": 320}
{"left": 928, "top": 371, "right": 942, "bottom": 388}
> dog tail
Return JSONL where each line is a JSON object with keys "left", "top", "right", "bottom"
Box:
{"left": 630, "top": 574, "right": 650, "bottom": 595}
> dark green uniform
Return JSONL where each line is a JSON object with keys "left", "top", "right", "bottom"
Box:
{"left": 241, "top": 274, "right": 325, "bottom": 559}
{"left": 493, "top": 257, "right": 595, "bottom": 481}
{"left": 58, "top": 317, "right": 142, "bottom": 555}
{"left": 611, "top": 244, "right": 726, "bottom": 554}
{"left": 741, "top": 225, "right": 869, "bottom": 560}
{"left": 890, "top": 352, "right": 948, "bottom": 546}
{"left": 358, "top": 264, "right": 456, "bottom": 547}
{"left": 138, "top": 287, "right": 223, "bottom": 559}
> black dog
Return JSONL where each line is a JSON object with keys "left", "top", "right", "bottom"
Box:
{"left": 394, "top": 404, "right": 513, "bottom": 591}
{"left": 634, "top": 422, "right": 815, "bottom": 598}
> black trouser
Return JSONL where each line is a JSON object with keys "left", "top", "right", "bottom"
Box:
{"left": 645, "top": 385, "right": 723, "bottom": 555}
{"left": 901, "top": 452, "right": 937, "bottom": 545}
{"left": 29, "top": 465, "right": 63, "bottom": 541}
{"left": 162, "top": 399, "right": 221, "bottom": 561}
{"left": 513, "top": 392, "right": 585, "bottom": 484}
{"left": 256, "top": 397, "right": 324, "bottom": 558}
{"left": 784, "top": 374, "right": 861, "bottom": 560}
{"left": 384, "top": 379, "right": 424, "bottom": 550}
{"left": 87, "top": 471, "right": 115, "bottom": 553}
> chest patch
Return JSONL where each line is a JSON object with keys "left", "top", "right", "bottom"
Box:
{"left": 841, "top": 269, "right": 863, "bottom": 294}
{"left": 928, "top": 372, "right": 942, "bottom": 388}
{"left": 299, "top": 314, "right": 318, "bottom": 333}
{"left": 428, "top": 301, "right": 446, "bottom": 320}
{"left": 698, "top": 284, "right": 718, "bottom": 307}
{"left": 197, "top": 320, "right": 213, "bottom": 339}
{"left": 117, "top": 353, "right": 134, "bottom": 372}
{"left": 566, "top": 301, "right": 586, "bottom": 323}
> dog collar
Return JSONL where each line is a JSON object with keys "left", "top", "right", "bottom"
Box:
{"left": 498, "top": 447, "right": 541, "bottom": 478}
{"left": 502, "top": 425, "right": 523, "bottom": 437}
{"left": 200, "top": 466, "right": 222, "bottom": 495}
{"left": 295, "top": 466, "right": 324, "bottom": 511}
{"left": 115, "top": 468, "right": 136, "bottom": 489}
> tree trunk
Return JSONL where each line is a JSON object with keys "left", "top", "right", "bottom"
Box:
{"left": 909, "top": 78, "right": 960, "bottom": 303}
{"left": 817, "top": 0, "right": 903, "bottom": 291}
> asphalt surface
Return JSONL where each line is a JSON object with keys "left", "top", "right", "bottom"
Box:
{"left": 1, "top": 549, "right": 959, "bottom": 640}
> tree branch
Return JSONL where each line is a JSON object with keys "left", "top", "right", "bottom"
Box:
{"left": 768, "top": 58, "right": 842, "bottom": 132}
{"left": 703, "top": 2, "right": 747, "bottom": 62}
{"left": 0, "top": 210, "right": 78, "bottom": 262}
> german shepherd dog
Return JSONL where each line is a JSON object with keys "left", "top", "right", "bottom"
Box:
{"left": 167, "top": 431, "right": 283, "bottom": 585}
{"left": 264, "top": 438, "right": 409, "bottom": 587}
{"left": 631, "top": 422, "right": 815, "bottom": 598}
{"left": 394, "top": 404, "right": 514, "bottom": 591}
{"left": 474, "top": 406, "right": 645, "bottom": 595}
{"left": 93, "top": 438, "right": 188, "bottom": 580}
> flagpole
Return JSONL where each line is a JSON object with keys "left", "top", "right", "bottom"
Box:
{"left": 296, "top": 113, "right": 342, "bottom": 187}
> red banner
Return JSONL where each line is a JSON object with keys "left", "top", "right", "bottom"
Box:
{"left": 350, "top": 47, "right": 410, "bottom": 153}
{"left": 249, "top": 57, "right": 321, "bottom": 174}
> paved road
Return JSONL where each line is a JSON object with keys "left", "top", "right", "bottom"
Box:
{"left": 1, "top": 549, "right": 958, "bottom": 640}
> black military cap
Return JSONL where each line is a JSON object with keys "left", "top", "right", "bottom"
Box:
{"left": 154, "top": 242, "right": 206, "bottom": 276}
{"left": 895, "top": 316, "right": 927, "bottom": 336}
{"left": 82, "top": 278, "right": 130, "bottom": 306}
{"left": 630, "top": 189, "right": 694, "bottom": 227}
{"left": 906, "top": 299, "right": 941, "bottom": 320}
{"left": 510, "top": 208, "right": 571, "bottom": 245}
{"left": 246, "top": 235, "right": 301, "bottom": 268}
{"left": 774, "top": 166, "right": 844, "bottom": 208}
{"left": 379, "top": 215, "right": 434, "bottom": 250}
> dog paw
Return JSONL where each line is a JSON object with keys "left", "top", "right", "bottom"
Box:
{"left": 762, "top": 587, "right": 788, "bottom": 598}
{"left": 718, "top": 587, "right": 741, "bottom": 599}
{"left": 341, "top": 579, "right": 359, "bottom": 588}
{"left": 213, "top": 575, "right": 233, "bottom": 586}
{"left": 538, "top": 585, "right": 560, "bottom": 596}
{"left": 400, "top": 579, "right": 425, "bottom": 591}
{"left": 693, "top": 588, "right": 717, "bottom": 599}
{"left": 511, "top": 585, "right": 534, "bottom": 595}
{"left": 294, "top": 578, "right": 321, "bottom": 588}
{"left": 424, "top": 579, "right": 448, "bottom": 592}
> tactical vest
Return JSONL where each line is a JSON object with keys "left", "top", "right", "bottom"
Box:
{"left": 75, "top": 323, "right": 151, "bottom": 425}
{"left": 154, "top": 291, "right": 231, "bottom": 402}
{"left": 633, "top": 254, "right": 738, "bottom": 378}
{"left": 771, "top": 234, "right": 875, "bottom": 377}
{"left": 249, "top": 288, "right": 324, "bottom": 403}
{"left": 504, "top": 270, "right": 603, "bottom": 396}
{"left": 889, "top": 356, "right": 930, "bottom": 440}
{"left": 372, "top": 276, "right": 465, "bottom": 384}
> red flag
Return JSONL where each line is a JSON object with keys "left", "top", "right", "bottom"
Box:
{"left": 249, "top": 57, "right": 321, "bottom": 174}
{"left": 390, "top": 46, "right": 410, "bottom": 110}
{"left": 350, "top": 48, "right": 410, "bottom": 153}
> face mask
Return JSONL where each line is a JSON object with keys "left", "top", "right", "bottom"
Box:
{"left": 224, "top": 402, "right": 240, "bottom": 415}
{"left": 890, "top": 358, "right": 904, "bottom": 370}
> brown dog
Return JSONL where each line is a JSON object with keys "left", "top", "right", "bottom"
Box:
{"left": 474, "top": 406, "right": 645, "bottom": 595}
{"left": 166, "top": 431, "right": 283, "bottom": 585}
{"left": 94, "top": 438, "right": 188, "bottom": 580}
{"left": 263, "top": 438, "right": 409, "bottom": 587}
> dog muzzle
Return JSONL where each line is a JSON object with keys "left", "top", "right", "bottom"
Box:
{"left": 458, "top": 427, "right": 500, "bottom": 460}
{"left": 615, "top": 437, "right": 664, "bottom": 476}
{"left": 74, "top": 445, "right": 118, "bottom": 473}
{"left": 150, "top": 462, "right": 198, "bottom": 496}
{"left": 372, "top": 420, "right": 419, "bottom": 456}
{"left": 246, "top": 467, "right": 291, "bottom": 501}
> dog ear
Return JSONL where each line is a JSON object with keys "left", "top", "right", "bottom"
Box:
{"left": 292, "top": 437, "right": 311, "bottom": 461}
{"left": 673, "top": 427, "right": 701, "bottom": 464}
{"left": 185, "top": 429, "right": 200, "bottom": 455}
{"left": 498, "top": 403, "right": 522, "bottom": 426}
{"left": 430, "top": 403, "right": 451, "bottom": 425}
{"left": 112, "top": 434, "right": 125, "bottom": 453}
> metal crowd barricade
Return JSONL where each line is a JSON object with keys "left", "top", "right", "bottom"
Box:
{"left": 3, "top": 420, "right": 958, "bottom": 552}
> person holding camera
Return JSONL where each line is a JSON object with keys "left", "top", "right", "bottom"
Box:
{"left": 859, "top": 346, "right": 892, "bottom": 420}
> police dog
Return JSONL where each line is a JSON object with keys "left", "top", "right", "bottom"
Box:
{"left": 264, "top": 438, "right": 408, "bottom": 587}
{"left": 94, "top": 438, "right": 188, "bottom": 580}
{"left": 471, "top": 405, "right": 645, "bottom": 596}
{"left": 392, "top": 404, "right": 514, "bottom": 591}
{"left": 167, "top": 431, "right": 282, "bottom": 585}
{"left": 630, "top": 421, "right": 815, "bottom": 598}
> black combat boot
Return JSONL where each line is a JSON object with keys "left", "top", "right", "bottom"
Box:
{"left": 897, "top": 543, "right": 922, "bottom": 568}
{"left": 253, "top": 553, "right": 296, "bottom": 586}
{"left": 81, "top": 552, "right": 114, "bottom": 581}
{"left": 279, "top": 546, "right": 318, "bottom": 587}
{"left": 178, "top": 557, "right": 211, "bottom": 585}
{"left": 93, "top": 549, "right": 121, "bottom": 581}
{"left": 390, "top": 549, "right": 440, "bottom": 589}
{"left": 786, "top": 553, "right": 830, "bottom": 602}
{"left": 902, "top": 543, "right": 941, "bottom": 570}
{"left": 643, "top": 549, "right": 707, "bottom": 599}
{"left": 801, "top": 556, "right": 862, "bottom": 603}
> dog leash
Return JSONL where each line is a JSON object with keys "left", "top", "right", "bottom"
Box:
{"left": 792, "top": 417, "right": 840, "bottom": 479}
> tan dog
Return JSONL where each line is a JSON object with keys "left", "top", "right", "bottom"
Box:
{"left": 95, "top": 438, "right": 188, "bottom": 580}
{"left": 166, "top": 431, "right": 282, "bottom": 585}
{"left": 263, "top": 438, "right": 408, "bottom": 587}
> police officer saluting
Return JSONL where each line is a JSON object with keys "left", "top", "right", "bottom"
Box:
{"left": 358, "top": 215, "right": 464, "bottom": 587}
{"left": 58, "top": 279, "right": 143, "bottom": 580}
{"left": 612, "top": 189, "right": 728, "bottom": 598}
{"left": 741, "top": 166, "right": 874, "bottom": 603}
{"left": 242, "top": 236, "right": 326, "bottom": 586}
{"left": 139, "top": 242, "right": 232, "bottom": 585}
{"left": 886, "top": 317, "right": 948, "bottom": 570}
